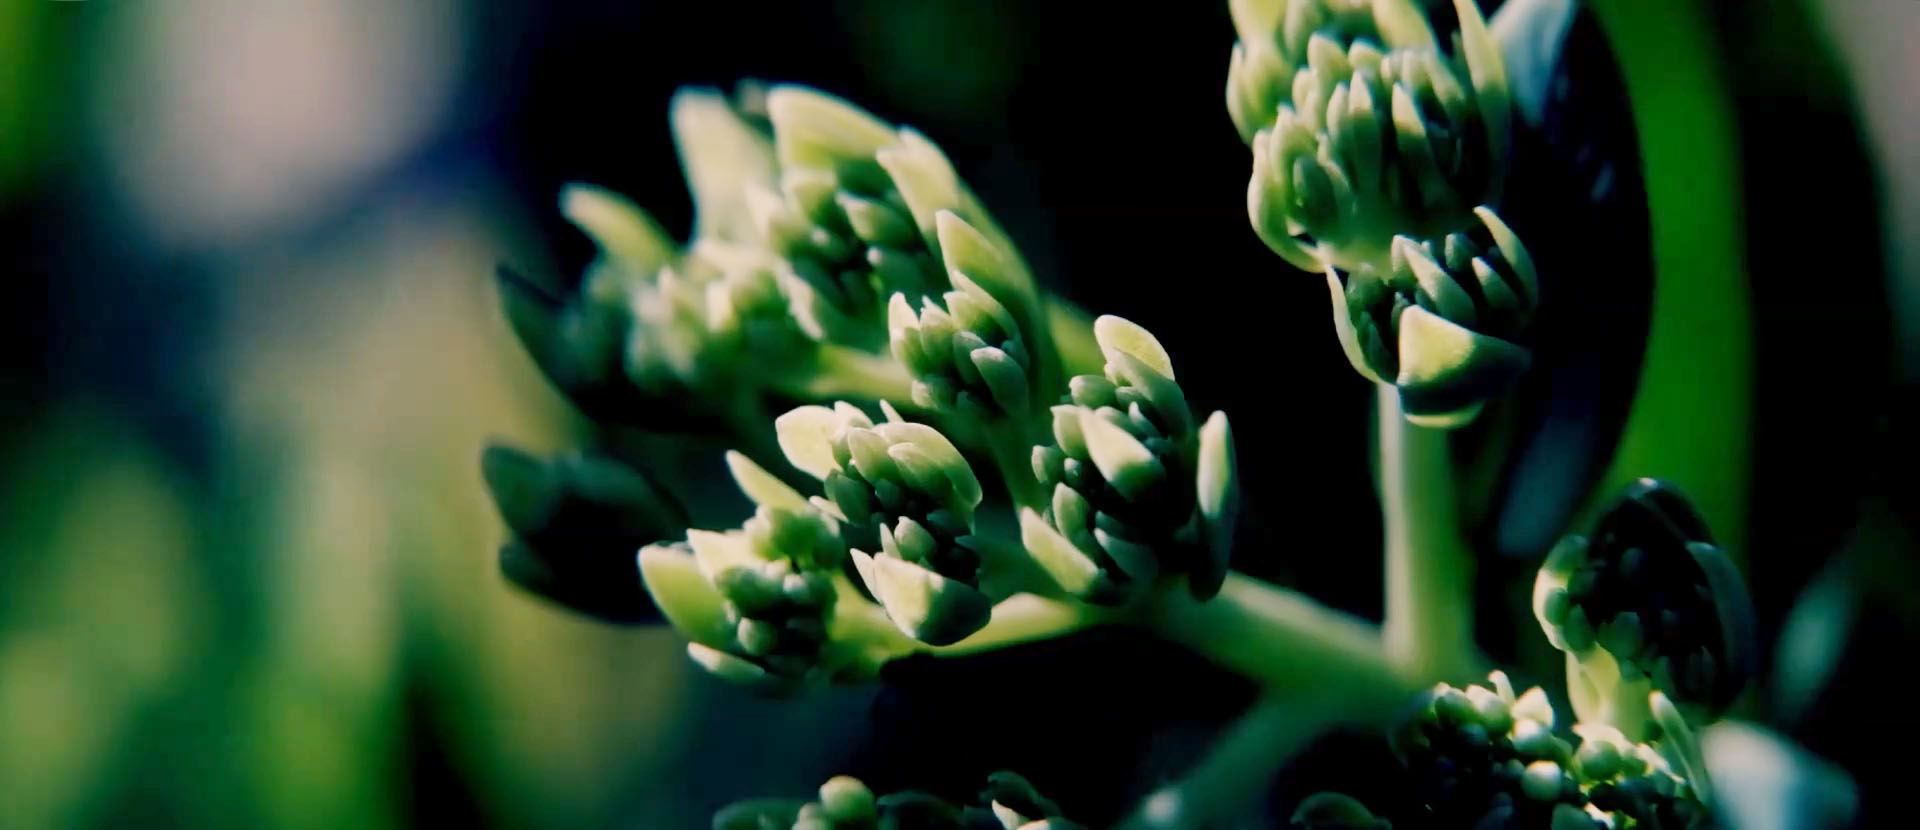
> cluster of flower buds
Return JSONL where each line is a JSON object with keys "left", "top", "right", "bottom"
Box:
{"left": 637, "top": 451, "right": 857, "bottom": 695}
{"left": 1228, "top": 0, "right": 1513, "bottom": 274}
{"left": 751, "top": 87, "right": 1044, "bottom": 357}
{"left": 493, "top": 89, "right": 816, "bottom": 432}
{"left": 1021, "top": 317, "right": 1238, "bottom": 602}
{"left": 480, "top": 444, "right": 688, "bottom": 624}
{"left": 775, "top": 402, "right": 994, "bottom": 646}
{"left": 1533, "top": 479, "right": 1756, "bottom": 738}
{"left": 887, "top": 236, "right": 1039, "bottom": 421}
{"left": 713, "top": 772, "right": 1082, "bottom": 830}
{"left": 1327, "top": 206, "right": 1538, "bottom": 427}
{"left": 1570, "top": 724, "right": 1712, "bottom": 830}
{"left": 1360, "top": 671, "right": 1706, "bottom": 829}
{"left": 1390, "top": 671, "right": 1590, "bottom": 828}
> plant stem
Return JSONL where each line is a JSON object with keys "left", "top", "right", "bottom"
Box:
{"left": 846, "top": 592, "right": 1112, "bottom": 671}
{"left": 984, "top": 426, "right": 1044, "bottom": 510}
{"left": 1377, "top": 383, "right": 1477, "bottom": 682}
{"left": 784, "top": 344, "right": 917, "bottom": 403}
{"left": 1146, "top": 573, "right": 1417, "bottom": 710}
{"left": 1046, "top": 297, "right": 1105, "bottom": 376}
{"left": 1115, "top": 694, "right": 1338, "bottom": 830}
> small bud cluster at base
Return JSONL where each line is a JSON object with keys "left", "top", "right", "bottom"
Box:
{"left": 1368, "top": 671, "right": 1707, "bottom": 829}
{"left": 714, "top": 772, "right": 1082, "bottom": 830}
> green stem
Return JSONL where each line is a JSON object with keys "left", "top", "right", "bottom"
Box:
{"left": 1378, "top": 383, "right": 1477, "bottom": 682}
{"left": 985, "top": 426, "right": 1044, "bottom": 510}
{"left": 847, "top": 592, "right": 1112, "bottom": 671}
{"left": 1147, "top": 572, "right": 1417, "bottom": 710}
{"left": 1116, "top": 695, "right": 1337, "bottom": 830}
{"left": 782, "top": 344, "right": 917, "bottom": 403}
{"left": 1045, "top": 296, "right": 1105, "bottom": 376}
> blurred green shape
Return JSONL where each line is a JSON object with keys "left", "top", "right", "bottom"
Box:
{"left": 1583, "top": 0, "right": 1751, "bottom": 559}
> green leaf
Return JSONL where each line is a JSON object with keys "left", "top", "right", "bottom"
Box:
{"left": 669, "top": 87, "right": 778, "bottom": 244}
{"left": 776, "top": 405, "right": 851, "bottom": 480}
{"left": 1453, "top": 0, "right": 1511, "bottom": 167}
{"left": 853, "top": 550, "right": 992, "bottom": 646}
{"left": 688, "top": 529, "right": 763, "bottom": 582}
{"left": 1018, "top": 508, "right": 1101, "bottom": 596}
{"left": 480, "top": 444, "right": 556, "bottom": 536}
{"left": 1093, "top": 315, "right": 1175, "bottom": 381}
{"left": 560, "top": 183, "right": 675, "bottom": 274}
{"left": 1371, "top": 0, "right": 1437, "bottom": 51}
{"left": 876, "top": 128, "right": 966, "bottom": 242}
{"left": 766, "top": 85, "right": 897, "bottom": 172}
{"left": 639, "top": 544, "right": 732, "bottom": 647}
{"left": 686, "top": 642, "right": 771, "bottom": 685}
{"left": 1194, "top": 411, "right": 1238, "bottom": 599}
{"left": 874, "top": 422, "right": 983, "bottom": 512}
{"left": 1077, "top": 409, "right": 1165, "bottom": 502}
{"left": 1392, "top": 305, "right": 1530, "bottom": 426}
{"left": 725, "top": 451, "right": 811, "bottom": 513}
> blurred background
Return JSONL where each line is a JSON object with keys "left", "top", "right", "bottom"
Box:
{"left": 0, "top": 0, "right": 1914, "bottom": 827}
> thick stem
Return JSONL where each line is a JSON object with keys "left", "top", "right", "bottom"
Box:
{"left": 782, "top": 344, "right": 917, "bottom": 403}
{"left": 1147, "top": 573, "right": 1416, "bottom": 711}
{"left": 1378, "top": 383, "right": 1477, "bottom": 682}
{"left": 846, "top": 592, "right": 1112, "bottom": 672}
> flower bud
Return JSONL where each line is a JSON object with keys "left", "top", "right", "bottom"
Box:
{"left": 481, "top": 445, "right": 687, "bottom": 624}
{"left": 1024, "top": 318, "right": 1238, "bottom": 601}
{"left": 1231, "top": 0, "right": 1514, "bottom": 273}
{"left": 1533, "top": 479, "right": 1757, "bottom": 732}
{"left": 776, "top": 403, "right": 991, "bottom": 644}
{"left": 1327, "top": 207, "right": 1537, "bottom": 426}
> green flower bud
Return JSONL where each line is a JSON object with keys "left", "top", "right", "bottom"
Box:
{"left": 1326, "top": 207, "right": 1537, "bottom": 427}
{"left": 1571, "top": 723, "right": 1709, "bottom": 829}
{"left": 1533, "top": 479, "right": 1757, "bottom": 734}
{"left": 1288, "top": 792, "right": 1389, "bottom": 829}
{"left": 481, "top": 445, "right": 687, "bottom": 624}
{"left": 748, "top": 86, "right": 1043, "bottom": 354}
{"left": 776, "top": 403, "right": 991, "bottom": 644}
{"left": 889, "top": 268, "right": 1036, "bottom": 420}
{"left": 1025, "top": 318, "right": 1238, "bottom": 601}
{"left": 635, "top": 446, "right": 857, "bottom": 695}
{"left": 1230, "top": 0, "right": 1514, "bottom": 273}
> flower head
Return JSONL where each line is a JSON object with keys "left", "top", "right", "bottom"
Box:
{"left": 1328, "top": 206, "right": 1537, "bottom": 426}
{"left": 1022, "top": 317, "right": 1239, "bottom": 601}
{"left": 1229, "top": 0, "right": 1514, "bottom": 273}
{"left": 1534, "top": 479, "right": 1757, "bottom": 734}
{"left": 776, "top": 403, "right": 993, "bottom": 645}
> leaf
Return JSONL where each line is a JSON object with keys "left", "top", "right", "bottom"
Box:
{"left": 1077, "top": 409, "right": 1165, "bottom": 502}
{"left": 724, "top": 451, "right": 810, "bottom": 513}
{"left": 1018, "top": 508, "right": 1101, "bottom": 597}
{"left": 775, "top": 405, "right": 849, "bottom": 480}
{"left": 638, "top": 544, "right": 732, "bottom": 647}
{"left": 560, "top": 183, "right": 675, "bottom": 274}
